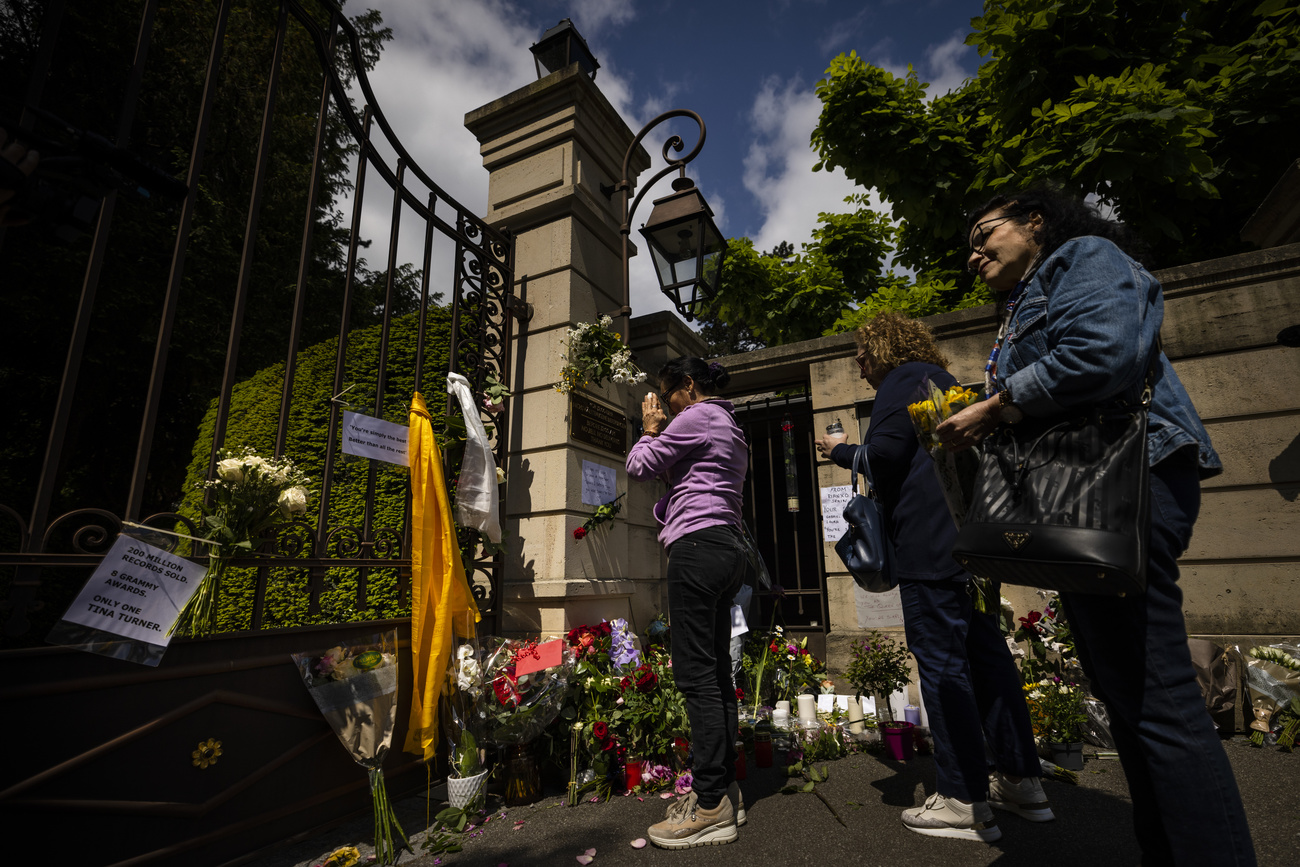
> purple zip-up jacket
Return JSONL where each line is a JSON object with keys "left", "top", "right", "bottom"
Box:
{"left": 625, "top": 399, "right": 748, "bottom": 549}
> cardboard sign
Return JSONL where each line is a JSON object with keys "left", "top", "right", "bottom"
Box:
{"left": 820, "top": 484, "right": 853, "bottom": 542}
{"left": 60, "top": 535, "right": 207, "bottom": 647}
{"left": 342, "top": 411, "right": 409, "bottom": 466}
{"left": 515, "top": 638, "right": 565, "bottom": 677}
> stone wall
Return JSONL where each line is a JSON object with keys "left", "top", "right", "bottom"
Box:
{"left": 721, "top": 242, "right": 1300, "bottom": 673}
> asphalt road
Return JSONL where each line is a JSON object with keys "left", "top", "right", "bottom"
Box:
{"left": 246, "top": 738, "right": 1297, "bottom": 867}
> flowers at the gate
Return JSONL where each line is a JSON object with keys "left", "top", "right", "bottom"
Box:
{"left": 609, "top": 618, "right": 641, "bottom": 670}
{"left": 171, "top": 446, "right": 312, "bottom": 638}
{"left": 742, "top": 627, "right": 828, "bottom": 707}
{"left": 482, "top": 636, "right": 573, "bottom": 745}
{"left": 556, "top": 316, "right": 647, "bottom": 394}
{"left": 1025, "top": 678, "right": 1088, "bottom": 743}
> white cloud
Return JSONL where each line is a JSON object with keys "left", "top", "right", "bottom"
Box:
{"left": 925, "top": 32, "right": 975, "bottom": 97}
{"left": 567, "top": 0, "right": 637, "bottom": 38}
{"left": 740, "top": 76, "right": 862, "bottom": 256}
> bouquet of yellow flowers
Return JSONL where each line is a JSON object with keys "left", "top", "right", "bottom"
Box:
{"left": 907, "top": 380, "right": 995, "bottom": 611}
{"left": 906, "top": 380, "right": 981, "bottom": 523}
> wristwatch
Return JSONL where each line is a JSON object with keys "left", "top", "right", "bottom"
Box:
{"left": 998, "top": 388, "right": 1024, "bottom": 424}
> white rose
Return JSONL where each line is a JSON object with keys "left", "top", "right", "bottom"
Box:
{"left": 496, "top": 466, "right": 506, "bottom": 484}
{"left": 277, "top": 486, "right": 309, "bottom": 516}
{"left": 244, "top": 455, "right": 271, "bottom": 478}
{"left": 216, "top": 458, "right": 244, "bottom": 482}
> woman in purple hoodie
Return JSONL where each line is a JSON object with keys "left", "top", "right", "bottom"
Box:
{"left": 626, "top": 357, "right": 749, "bottom": 850}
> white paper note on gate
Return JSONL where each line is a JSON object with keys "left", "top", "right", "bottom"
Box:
{"left": 342, "top": 411, "right": 409, "bottom": 466}
{"left": 819, "top": 484, "right": 853, "bottom": 542}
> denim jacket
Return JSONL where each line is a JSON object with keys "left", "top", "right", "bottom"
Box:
{"left": 999, "top": 236, "right": 1222, "bottom": 477}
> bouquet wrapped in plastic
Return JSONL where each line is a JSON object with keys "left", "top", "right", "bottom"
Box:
{"left": 292, "top": 630, "right": 408, "bottom": 864}
{"left": 907, "top": 379, "right": 992, "bottom": 610}
{"left": 1240, "top": 642, "right": 1300, "bottom": 750}
{"left": 481, "top": 636, "right": 574, "bottom": 746}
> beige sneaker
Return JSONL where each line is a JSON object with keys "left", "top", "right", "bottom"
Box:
{"left": 728, "top": 781, "right": 747, "bottom": 826}
{"left": 648, "top": 791, "right": 738, "bottom": 849}
{"left": 988, "top": 772, "right": 1055, "bottom": 822}
{"left": 901, "top": 793, "right": 1002, "bottom": 842}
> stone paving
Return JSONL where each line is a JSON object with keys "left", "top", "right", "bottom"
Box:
{"left": 245, "top": 738, "right": 1297, "bottom": 867}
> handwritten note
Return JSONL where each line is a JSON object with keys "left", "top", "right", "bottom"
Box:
{"left": 581, "top": 460, "right": 617, "bottom": 505}
{"left": 342, "top": 411, "right": 409, "bottom": 466}
{"left": 854, "top": 582, "right": 904, "bottom": 628}
{"left": 820, "top": 484, "right": 853, "bottom": 541}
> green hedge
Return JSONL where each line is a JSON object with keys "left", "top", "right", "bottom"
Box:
{"left": 178, "top": 306, "right": 455, "bottom": 631}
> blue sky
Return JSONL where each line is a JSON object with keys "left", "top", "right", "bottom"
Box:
{"left": 347, "top": 0, "right": 986, "bottom": 319}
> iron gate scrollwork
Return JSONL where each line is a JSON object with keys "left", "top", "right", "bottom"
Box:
{"left": 0, "top": 0, "right": 517, "bottom": 642}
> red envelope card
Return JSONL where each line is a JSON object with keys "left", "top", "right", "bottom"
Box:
{"left": 515, "top": 638, "right": 564, "bottom": 677}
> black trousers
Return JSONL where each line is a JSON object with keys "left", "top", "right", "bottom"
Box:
{"left": 666, "top": 524, "right": 746, "bottom": 809}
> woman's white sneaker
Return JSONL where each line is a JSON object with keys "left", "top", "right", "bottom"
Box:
{"left": 988, "top": 772, "right": 1056, "bottom": 822}
{"left": 901, "top": 793, "right": 1002, "bottom": 842}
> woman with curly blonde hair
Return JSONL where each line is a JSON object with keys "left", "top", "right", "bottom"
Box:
{"left": 817, "top": 311, "right": 1043, "bottom": 843}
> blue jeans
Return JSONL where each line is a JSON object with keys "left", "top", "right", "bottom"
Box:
{"left": 900, "top": 577, "right": 1040, "bottom": 801}
{"left": 1062, "top": 455, "right": 1255, "bottom": 866}
{"left": 667, "top": 524, "right": 746, "bottom": 810}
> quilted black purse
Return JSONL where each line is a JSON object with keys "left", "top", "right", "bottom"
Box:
{"left": 834, "top": 445, "right": 897, "bottom": 593}
{"left": 951, "top": 394, "right": 1151, "bottom": 597}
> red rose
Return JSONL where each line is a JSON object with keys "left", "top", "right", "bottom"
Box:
{"left": 601, "top": 736, "right": 617, "bottom": 752}
{"left": 620, "top": 676, "right": 632, "bottom": 692}
{"left": 593, "top": 720, "right": 609, "bottom": 740}
{"left": 595, "top": 621, "right": 612, "bottom": 637}
{"left": 573, "top": 526, "right": 588, "bottom": 540}
{"left": 735, "top": 686, "right": 745, "bottom": 701}
{"left": 1019, "top": 610, "right": 1042, "bottom": 629}
{"left": 634, "top": 665, "right": 658, "bottom": 693}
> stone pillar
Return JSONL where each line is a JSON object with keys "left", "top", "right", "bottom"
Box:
{"left": 465, "top": 65, "right": 662, "bottom": 638}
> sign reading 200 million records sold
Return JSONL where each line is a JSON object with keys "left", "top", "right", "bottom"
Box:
{"left": 61, "top": 534, "right": 209, "bottom": 647}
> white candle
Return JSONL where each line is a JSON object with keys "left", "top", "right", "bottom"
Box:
{"left": 772, "top": 709, "right": 789, "bottom": 728}
{"left": 847, "top": 696, "right": 865, "bottom": 733}
{"left": 797, "top": 693, "right": 817, "bottom": 723}
{"left": 775, "top": 700, "right": 792, "bottom": 716}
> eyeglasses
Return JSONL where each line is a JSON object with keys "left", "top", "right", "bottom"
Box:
{"left": 969, "top": 211, "right": 1027, "bottom": 252}
{"left": 659, "top": 385, "right": 678, "bottom": 405}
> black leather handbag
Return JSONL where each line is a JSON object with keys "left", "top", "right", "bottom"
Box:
{"left": 951, "top": 397, "right": 1151, "bottom": 596}
{"left": 835, "top": 445, "right": 897, "bottom": 593}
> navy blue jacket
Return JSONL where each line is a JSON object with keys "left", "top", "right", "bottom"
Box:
{"left": 830, "top": 361, "right": 967, "bottom": 583}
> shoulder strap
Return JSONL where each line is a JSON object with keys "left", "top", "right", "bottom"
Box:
{"left": 849, "top": 445, "right": 876, "bottom": 498}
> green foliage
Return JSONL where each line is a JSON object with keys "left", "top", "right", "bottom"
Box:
{"left": 844, "top": 630, "right": 913, "bottom": 721}
{"left": 812, "top": 0, "right": 1300, "bottom": 273}
{"left": 175, "top": 307, "right": 454, "bottom": 632}
{"left": 0, "top": 0, "right": 411, "bottom": 532}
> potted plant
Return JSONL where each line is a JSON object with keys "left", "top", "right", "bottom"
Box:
{"left": 1026, "top": 678, "right": 1088, "bottom": 770}
{"left": 845, "top": 630, "right": 914, "bottom": 759}
{"left": 444, "top": 643, "right": 489, "bottom": 810}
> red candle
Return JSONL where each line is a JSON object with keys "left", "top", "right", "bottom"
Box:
{"left": 754, "top": 731, "right": 773, "bottom": 768}
{"left": 625, "top": 758, "right": 643, "bottom": 790}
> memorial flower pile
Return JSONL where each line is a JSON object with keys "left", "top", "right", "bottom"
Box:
{"left": 482, "top": 637, "right": 573, "bottom": 746}
{"left": 173, "top": 446, "right": 311, "bottom": 638}
{"left": 742, "top": 624, "right": 829, "bottom": 710}
{"left": 555, "top": 316, "right": 647, "bottom": 395}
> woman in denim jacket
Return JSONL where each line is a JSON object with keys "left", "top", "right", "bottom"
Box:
{"left": 938, "top": 185, "right": 1256, "bottom": 866}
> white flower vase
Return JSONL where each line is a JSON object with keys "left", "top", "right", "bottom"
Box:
{"left": 447, "top": 769, "right": 488, "bottom": 810}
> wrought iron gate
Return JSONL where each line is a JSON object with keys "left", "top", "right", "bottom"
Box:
{"left": 733, "top": 390, "right": 831, "bottom": 660}
{"left": 0, "top": 1, "right": 518, "bottom": 863}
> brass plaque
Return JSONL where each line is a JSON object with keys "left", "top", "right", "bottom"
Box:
{"left": 570, "top": 392, "right": 628, "bottom": 456}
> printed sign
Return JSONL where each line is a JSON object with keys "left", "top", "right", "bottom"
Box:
{"left": 819, "top": 484, "right": 853, "bottom": 542}
{"left": 581, "top": 460, "right": 618, "bottom": 506}
{"left": 854, "top": 582, "right": 904, "bottom": 628}
{"left": 342, "top": 411, "right": 409, "bottom": 466}
{"left": 60, "top": 535, "right": 208, "bottom": 646}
